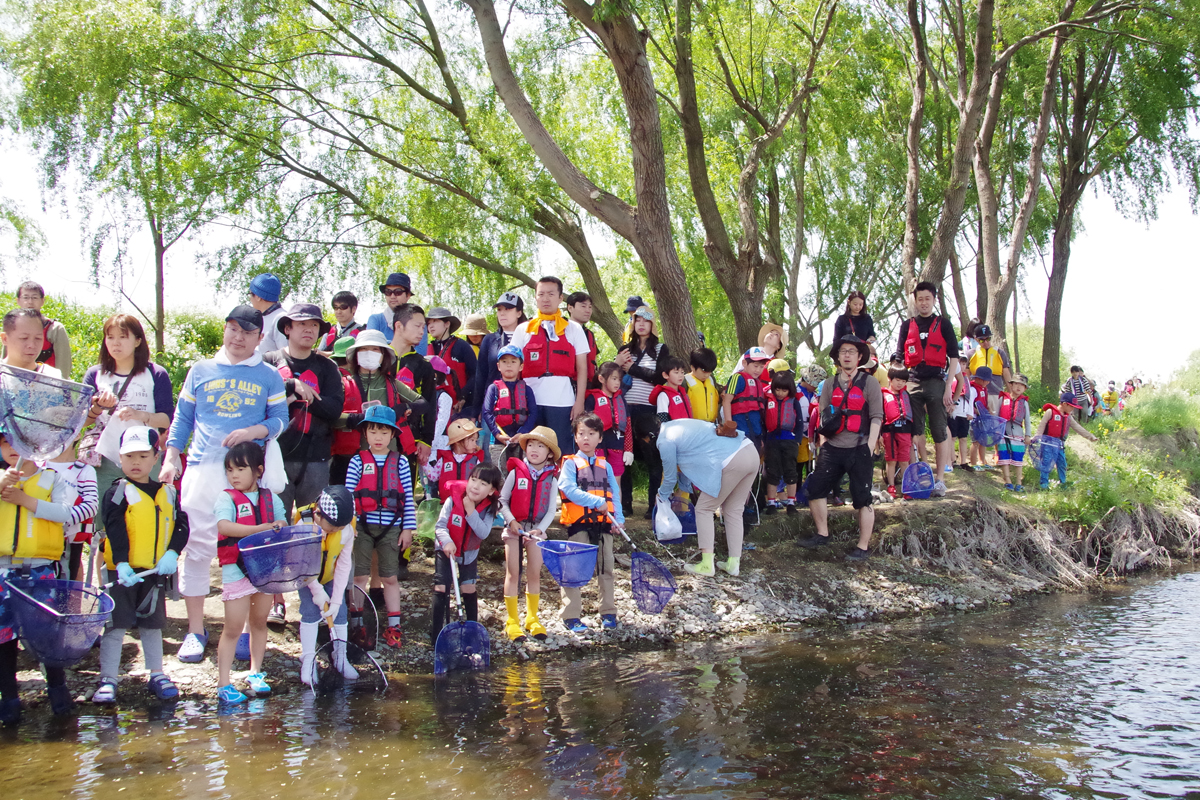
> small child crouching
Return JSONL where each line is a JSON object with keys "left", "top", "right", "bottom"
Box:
{"left": 763, "top": 371, "right": 804, "bottom": 514}
{"left": 430, "top": 463, "right": 502, "bottom": 646}
{"left": 557, "top": 413, "right": 625, "bottom": 633}
{"left": 95, "top": 427, "right": 189, "bottom": 706}
{"left": 297, "top": 486, "right": 358, "bottom": 686}
{"left": 880, "top": 368, "right": 914, "bottom": 497}
{"left": 498, "top": 427, "right": 560, "bottom": 642}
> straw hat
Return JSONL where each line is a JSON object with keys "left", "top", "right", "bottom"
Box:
{"left": 516, "top": 426, "right": 561, "bottom": 462}
{"left": 462, "top": 313, "right": 489, "bottom": 338}
{"left": 757, "top": 323, "right": 788, "bottom": 351}
{"left": 446, "top": 418, "right": 481, "bottom": 446}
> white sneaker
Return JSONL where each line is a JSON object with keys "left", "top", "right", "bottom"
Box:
{"left": 932, "top": 480, "right": 947, "bottom": 497}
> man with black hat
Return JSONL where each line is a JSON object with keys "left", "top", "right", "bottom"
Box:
{"left": 798, "top": 334, "right": 883, "bottom": 561}
{"left": 262, "top": 303, "right": 346, "bottom": 520}
{"left": 426, "top": 307, "right": 477, "bottom": 412}
{"left": 247, "top": 272, "right": 288, "bottom": 355}
{"left": 160, "top": 305, "right": 290, "bottom": 661}
{"left": 365, "top": 272, "right": 427, "bottom": 355}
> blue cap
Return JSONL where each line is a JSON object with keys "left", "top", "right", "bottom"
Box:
{"left": 1059, "top": 392, "right": 1082, "bottom": 408}
{"left": 249, "top": 273, "right": 281, "bottom": 303}
{"left": 973, "top": 366, "right": 993, "bottom": 381}
{"left": 497, "top": 344, "right": 524, "bottom": 362}
{"left": 359, "top": 404, "right": 400, "bottom": 430}
{"left": 378, "top": 272, "right": 412, "bottom": 292}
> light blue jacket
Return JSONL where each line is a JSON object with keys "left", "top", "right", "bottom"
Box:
{"left": 656, "top": 419, "right": 750, "bottom": 506}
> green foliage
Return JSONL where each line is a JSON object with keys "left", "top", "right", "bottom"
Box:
{"left": 1168, "top": 349, "right": 1200, "bottom": 395}
{"left": 1119, "top": 390, "right": 1200, "bottom": 436}
{"left": 38, "top": 296, "right": 115, "bottom": 382}
{"left": 157, "top": 309, "right": 225, "bottom": 394}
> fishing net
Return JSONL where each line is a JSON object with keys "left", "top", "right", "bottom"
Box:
{"left": 239, "top": 525, "right": 324, "bottom": 593}
{"left": 1034, "top": 435, "right": 1064, "bottom": 473}
{"left": 901, "top": 461, "right": 935, "bottom": 499}
{"left": 434, "top": 620, "right": 491, "bottom": 675}
{"left": 630, "top": 551, "right": 676, "bottom": 614}
{"left": 6, "top": 579, "right": 113, "bottom": 668}
{"left": 0, "top": 366, "right": 96, "bottom": 460}
{"left": 314, "top": 619, "right": 388, "bottom": 696}
{"left": 537, "top": 540, "right": 599, "bottom": 588}
{"left": 971, "top": 413, "right": 1007, "bottom": 447}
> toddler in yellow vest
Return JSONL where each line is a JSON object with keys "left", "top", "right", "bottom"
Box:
{"left": 295, "top": 486, "right": 358, "bottom": 687}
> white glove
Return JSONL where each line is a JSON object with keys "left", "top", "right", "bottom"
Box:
{"left": 308, "top": 583, "right": 330, "bottom": 610}
{"left": 325, "top": 601, "right": 342, "bottom": 623}
{"left": 623, "top": 451, "right": 634, "bottom": 466}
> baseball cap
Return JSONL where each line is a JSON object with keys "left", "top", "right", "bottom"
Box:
{"left": 225, "top": 304, "right": 264, "bottom": 331}
{"left": 494, "top": 292, "right": 524, "bottom": 310}
{"left": 497, "top": 344, "right": 524, "bottom": 362}
{"left": 119, "top": 426, "right": 160, "bottom": 455}
{"left": 1059, "top": 392, "right": 1082, "bottom": 409}
{"left": 743, "top": 347, "right": 772, "bottom": 362}
{"left": 317, "top": 486, "right": 355, "bottom": 528}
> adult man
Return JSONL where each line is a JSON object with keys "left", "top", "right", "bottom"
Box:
{"left": 508, "top": 277, "right": 590, "bottom": 456}
{"left": 426, "top": 307, "right": 477, "bottom": 412}
{"left": 799, "top": 334, "right": 883, "bottom": 560}
{"left": 12, "top": 281, "right": 71, "bottom": 377}
{"left": 1, "top": 307, "right": 63, "bottom": 376}
{"left": 160, "top": 305, "right": 288, "bottom": 662}
{"left": 317, "top": 290, "right": 366, "bottom": 353}
{"left": 391, "top": 303, "right": 436, "bottom": 466}
{"left": 968, "top": 323, "right": 1012, "bottom": 393}
{"left": 1062, "top": 366, "right": 1096, "bottom": 422}
{"left": 248, "top": 273, "right": 288, "bottom": 355}
{"left": 262, "top": 303, "right": 345, "bottom": 516}
{"left": 566, "top": 291, "right": 600, "bottom": 387}
{"left": 894, "top": 281, "right": 960, "bottom": 495}
{"left": 365, "top": 272, "right": 428, "bottom": 355}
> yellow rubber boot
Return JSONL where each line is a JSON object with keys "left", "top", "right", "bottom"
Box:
{"left": 525, "top": 593, "right": 548, "bottom": 640}
{"left": 504, "top": 595, "right": 526, "bottom": 642}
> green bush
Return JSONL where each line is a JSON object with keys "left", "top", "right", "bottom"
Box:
{"left": 158, "top": 309, "right": 225, "bottom": 395}
{"left": 38, "top": 296, "right": 116, "bottom": 382}
{"left": 1121, "top": 391, "right": 1200, "bottom": 436}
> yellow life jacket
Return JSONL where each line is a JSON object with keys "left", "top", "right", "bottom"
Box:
{"left": 684, "top": 374, "right": 720, "bottom": 423}
{"left": 103, "top": 481, "right": 176, "bottom": 570}
{"left": 969, "top": 347, "right": 1004, "bottom": 381}
{"left": 0, "top": 469, "right": 63, "bottom": 562}
{"left": 293, "top": 504, "right": 348, "bottom": 585}
{"left": 559, "top": 453, "right": 614, "bottom": 527}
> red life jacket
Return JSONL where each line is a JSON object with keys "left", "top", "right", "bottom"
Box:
{"left": 353, "top": 450, "right": 405, "bottom": 521}
{"left": 38, "top": 318, "right": 55, "bottom": 366}
{"left": 649, "top": 385, "right": 692, "bottom": 420}
{"left": 320, "top": 322, "right": 364, "bottom": 351}
{"left": 491, "top": 380, "right": 530, "bottom": 430}
{"left": 506, "top": 458, "right": 558, "bottom": 526}
{"left": 430, "top": 336, "right": 470, "bottom": 397}
{"left": 765, "top": 395, "right": 799, "bottom": 433}
{"left": 443, "top": 480, "right": 494, "bottom": 555}
{"left": 998, "top": 393, "right": 1028, "bottom": 423}
{"left": 903, "top": 317, "right": 949, "bottom": 369}
{"left": 1043, "top": 404, "right": 1068, "bottom": 439}
{"left": 729, "top": 373, "right": 767, "bottom": 417}
{"left": 353, "top": 375, "right": 418, "bottom": 456}
{"left": 582, "top": 326, "right": 598, "bottom": 385}
{"left": 881, "top": 388, "right": 912, "bottom": 426}
{"left": 586, "top": 389, "right": 628, "bottom": 433}
{"left": 973, "top": 383, "right": 991, "bottom": 413}
{"left": 333, "top": 369, "right": 362, "bottom": 456}
{"left": 275, "top": 363, "right": 320, "bottom": 433}
{"left": 218, "top": 488, "right": 275, "bottom": 567}
{"left": 829, "top": 373, "right": 869, "bottom": 435}
{"left": 521, "top": 324, "right": 577, "bottom": 380}
{"left": 438, "top": 449, "right": 485, "bottom": 499}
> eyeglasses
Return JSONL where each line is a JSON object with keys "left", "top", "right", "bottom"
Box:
{"left": 382, "top": 288, "right": 409, "bottom": 297}
{"left": 332, "top": 304, "right": 352, "bottom": 311}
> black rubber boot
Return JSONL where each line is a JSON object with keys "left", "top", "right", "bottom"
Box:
{"left": 429, "top": 591, "right": 450, "bottom": 647}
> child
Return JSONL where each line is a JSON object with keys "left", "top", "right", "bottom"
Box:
{"left": 498, "top": 427, "right": 560, "bottom": 642}
{"left": 880, "top": 367, "right": 914, "bottom": 497}
{"left": 970, "top": 366, "right": 997, "bottom": 469}
{"left": 45, "top": 439, "right": 99, "bottom": 582}
{"left": 481, "top": 344, "right": 540, "bottom": 466}
{"left": 685, "top": 348, "right": 720, "bottom": 423}
{"left": 557, "top": 412, "right": 624, "bottom": 633}
{"left": 997, "top": 374, "right": 1033, "bottom": 492}
{"left": 649, "top": 356, "right": 692, "bottom": 422}
{"left": 424, "top": 356, "right": 456, "bottom": 483}
{"left": 94, "top": 426, "right": 188, "bottom": 707}
{"left": 584, "top": 362, "right": 633, "bottom": 511}
{"left": 426, "top": 308, "right": 477, "bottom": 413}
{"left": 722, "top": 347, "right": 772, "bottom": 449}
{"left": 763, "top": 371, "right": 803, "bottom": 514}
{"left": 345, "top": 406, "right": 416, "bottom": 648}
{"left": 1035, "top": 392, "right": 1098, "bottom": 490}
{"left": 297, "top": 486, "right": 358, "bottom": 686}
{"left": 213, "top": 441, "right": 286, "bottom": 704}
{"left": 430, "top": 462, "right": 502, "bottom": 646}
{"left": 949, "top": 358, "right": 976, "bottom": 470}
{"left": 434, "top": 419, "right": 486, "bottom": 499}
{"left": 797, "top": 365, "right": 825, "bottom": 486}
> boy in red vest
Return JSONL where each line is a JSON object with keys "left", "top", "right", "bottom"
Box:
{"left": 344, "top": 405, "right": 417, "bottom": 648}
{"left": 969, "top": 366, "right": 998, "bottom": 469}
{"left": 481, "top": 344, "right": 541, "bottom": 466}
{"left": 722, "top": 347, "right": 772, "bottom": 449}
{"left": 434, "top": 419, "right": 485, "bottom": 499}
{"left": 498, "top": 426, "right": 560, "bottom": 642}
{"left": 585, "top": 362, "right": 633, "bottom": 514}
{"left": 880, "top": 367, "right": 913, "bottom": 498}
{"left": 763, "top": 371, "right": 804, "bottom": 514}
{"left": 1035, "top": 392, "right": 1097, "bottom": 489}
{"left": 430, "top": 462, "right": 503, "bottom": 646}
{"left": 997, "top": 374, "right": 1033, "bottom": 492}
{"left": 650, "top": 357, "right": 692, "bottom": 423}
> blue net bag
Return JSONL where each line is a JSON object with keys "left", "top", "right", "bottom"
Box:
{"left": 971, "top": 413, "right": 1007, "bottom": 447}
{"left": 537, "top": 540, "right": 599, "bottom": 588}
{"left": 239, "top": 525, "right": 325, "bottom": 593}
{"left": 6, "top": 579, "right": 114, "bottom": 668}
{"left": 1034, "top": 436, "right": 1064, "bottom": 473}
{"left": 0, "top": 366, "right": 95, "bottom": 460}
{"left": 901, "top": 461, "right": 936, "bottom": 499}
{"left": 631, "top": 552, "right": 676, "bottom": 614}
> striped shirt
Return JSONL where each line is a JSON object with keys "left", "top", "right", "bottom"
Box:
{"left": 45, "top": 460, "right": 99, "bottom": 533}
{"left": 344, "top": 451, "right": 417, "bottom": 530}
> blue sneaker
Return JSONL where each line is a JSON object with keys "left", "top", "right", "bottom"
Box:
{"left": 1004, "top": 483, "right": 1015, "bottom": 491}
{"left": 147, "top": 674, "right": 178, "bottom": 701}
{"left": 235, "top": 632, "right": 250, "bottom": 662}
{"left": 217, "top": 683, "right": 247, "bottom": 704}
{"left": 245, "top": 672, "right": 271, "bottom": 697}
{"left": 177, "top": 630, "right": 208, "bottom": 663}
{"left": 563, "top": 618, "right": 588, "bottom": 633}
{"left": 601, "top": 614, "right": 618, "bottom": 629}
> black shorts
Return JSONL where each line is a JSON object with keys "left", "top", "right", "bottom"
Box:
{"left": 433, "top": 550, "right": 478, "bottom": 587}
{"left": 764, "top": 438, "right": 800, "bottom": 485}
{"left": 805, "top": 444, "right": 875, "bottom": 509}
{"left": 908, "top": 377, "right": 949, "bottom": 444}
{"left": 948, "top": 416, "right": 971, "bottom": 440}
{"left": 107, "top": 576, "right": 169, "bottom": 630}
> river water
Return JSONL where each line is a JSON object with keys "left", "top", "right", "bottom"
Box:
{"left": 3, "top": 571, "right": 1199, "bottom": 799}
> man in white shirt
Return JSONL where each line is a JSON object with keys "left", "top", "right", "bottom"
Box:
{"left": 248, "top": 273, "right": 288, "bottom": 355}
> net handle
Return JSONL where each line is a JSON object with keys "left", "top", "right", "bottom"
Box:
{"left": 607, "top": 513, "right": 636, "bottom": 551}
{"left": 239, "top": 533, "right": 324, "bottom": 553}
{"left": 4, "top": 579, "right": 63, "bottom": 618}
{"left": 101, "top": 568, "right": 158, "bottom": 591}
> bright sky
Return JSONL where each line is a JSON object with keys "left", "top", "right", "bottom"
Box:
{"left": 1, "top": 139, "right": 1196, "bottom": 384}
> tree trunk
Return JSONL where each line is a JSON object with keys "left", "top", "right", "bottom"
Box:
{"left": 1042, "top": 218, "right": 1073, "bottom": 388}
{"left": 153, "top": 228, "right": 166, "bottom": 355}
{"left": 975, "top": 214, "right": 987, "bottom": 323}
{"left": 949, "top": 248, "right": 970, "bottom": 328}
{"left": 974, "top": 63, "right": 1006, "bottom": 343}
{"left": 900, "top": 0, "right": 928, "bottom": 298}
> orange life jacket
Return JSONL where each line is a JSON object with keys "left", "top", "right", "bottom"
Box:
{"left": 353, "top": 450, "right": 405, "bottom": 521}
{"left": 559, "top": 453, "right": 614, "bottom": 528}
{"left": 490, "top": 380, "right": 530, "bottom": 430}
{"left": 649, "top": 385, "right": 692, "bottom": 420}
{"left": 586, "top": 389, "right": 628, "bottom": 433}
{"left": 903, "top": 317, "right": 949, "bottom": 369}
{"left": 218, "top": 488, "right": 274, "bottom": 567}
{"left": 438, "top": 449, "right": 485, "bottom": 499}
{"left": 506, "top": 458, "right": 558, "bottom": 526}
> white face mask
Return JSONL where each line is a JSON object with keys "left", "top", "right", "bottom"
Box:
{"left": 357, "top": 351, "right": 384, "bottom": 371}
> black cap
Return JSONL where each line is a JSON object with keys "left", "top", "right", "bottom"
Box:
{"left": 317, "top": 486, "right": 355, "bottom": 528}
{"left": 975, "top": 323, "right": 993, "bottom": 339}
{"left": 624, "top": 295, "right": 645, "bottom": 314}
{"left": 378, "top": 272, "right": 412, "bottom": 293}
{"left": 225, "top": 304, "right": 264, "bottom": 331}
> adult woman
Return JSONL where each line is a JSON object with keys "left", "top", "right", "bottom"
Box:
{"left": 616, "top": 306, "right": 669, "bottom": 517}
{"left": 832, "top": 291, "right": 877, "bottom": 345}
{"left": 469, "top": 292, "right": 527, "bottom": 438}
{"left": 81, "top": 314, "right": 174, "bottom": 518}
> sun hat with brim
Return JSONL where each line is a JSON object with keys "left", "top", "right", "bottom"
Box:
{"left": 358, "top": 404, "right": 400, "bottom": 431}
{"left": 757, "top": 323, "right": 789, "bottom": 351}
{"left": 828, "top": 334, "right": 871, "bottom": 366}
{"left": 446, "top": 418, "right": 481, "bottom": 446}
{"left": 462, "top": 313, "right": 489, "bottom": 337}
{"left": 345, "top": 328, "right": 391, "bottom": 354}
{"left": 516, "top": 425, "right": 561, "bottom": 462}
{"left": 277, "top": 302, "right": 332, "bottom": 336}
{"left": 427, "top": 355, "right": 450, "bottom": 375}
{"left": 426, "top": 307, "right": 461, "bottom": 335}
{"left": 332, "top": 336, "right": 355, "bottom": 360}
{"left": 378, "top": 272, "right": 412, "bottom": 293}
{"left": 1011, "top": 374, "right": 1030, "bottom": 387}
{"left": 743, "top": 347, "right": 773, "bottom": 363}
{"left": 633, "top": 306, "right": 655, "bottom": 322}
{"left": 1059, "top": 392, "right": 1082, "bottom": 409}
{"left": 624, "top": 295, "right": 645, "bottom": 314}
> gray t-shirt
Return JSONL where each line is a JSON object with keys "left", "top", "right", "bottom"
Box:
{"left": 818, "top": 370, "right": 884, "bottom": 449}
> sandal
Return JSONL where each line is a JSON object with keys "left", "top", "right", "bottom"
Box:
{"left": 147, "top": 674, "right": 179, "bottom": 701}
{"left": 92, "top": 679, "right": 118, "bottom": 705}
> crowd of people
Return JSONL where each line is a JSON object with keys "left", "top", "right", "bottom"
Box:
{"left": 0, "top": 274, "right": 1118, "bottom": 718}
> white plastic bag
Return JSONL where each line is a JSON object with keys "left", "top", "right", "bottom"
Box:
{"left": 654, "top": 501, "right": 683, "bottom": 542}
{"left": 262, "top": 438, "right": 288, "bottom": 494}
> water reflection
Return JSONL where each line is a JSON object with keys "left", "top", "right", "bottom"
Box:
{"left": 0, "top": 573, "right": 1197, "bottom": 798}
